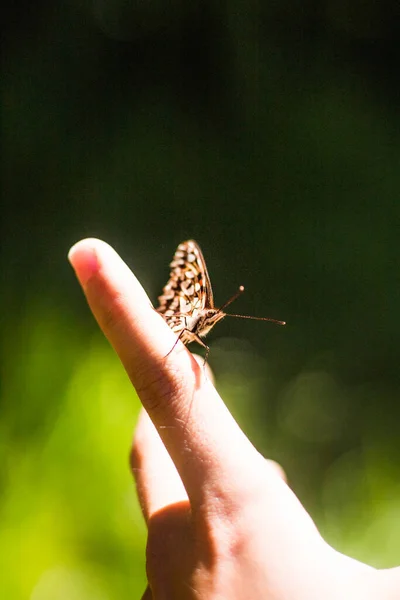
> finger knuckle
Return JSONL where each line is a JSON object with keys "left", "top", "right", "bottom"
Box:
{"left": 135, "top": 364, "right": 186, "bottom": 416}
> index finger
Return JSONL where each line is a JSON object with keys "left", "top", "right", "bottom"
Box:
{"left": 68, "top": 238, "right": 265, "bottom": 505}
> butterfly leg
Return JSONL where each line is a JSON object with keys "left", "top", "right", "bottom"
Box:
{"left": 190, "top": 334, "right": 210, "bottom": 366}
{"left": 164, "top": 329, "right": 187, "bottom": 359}
{"left": 164, "top": 331, "right": 210, "bottom": 366}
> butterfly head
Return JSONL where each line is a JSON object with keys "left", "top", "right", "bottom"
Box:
{"left": 193, "top": 308, "right": 226, "bottom": 339}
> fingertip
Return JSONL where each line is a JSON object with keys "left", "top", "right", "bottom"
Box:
{"left": 68, "top": 237, "right": 106, "bottom": 262}
{"left": 68, "top": 238, "right": 102, "bottom": 287}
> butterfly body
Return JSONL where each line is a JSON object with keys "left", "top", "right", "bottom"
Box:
{"left": 178, "top": 309, "right": 226, "bottom": 344}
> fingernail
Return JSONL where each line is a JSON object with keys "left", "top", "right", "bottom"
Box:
{"left": 68, "top": 240, "right": 99, "bottom": 287}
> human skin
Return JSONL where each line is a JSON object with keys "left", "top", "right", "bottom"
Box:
{"left": 68, "top": 238, "right": 400, "bottom": 600}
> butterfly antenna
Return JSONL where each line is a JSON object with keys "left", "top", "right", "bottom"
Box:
{"left": 221, "top": 286, "right": 286, "bottom": 325}
{"left": 219, "top": 285, "right": 246, "bottom": 311}
{"left": 225, "top": 313, "right": 286, "bottom": 325}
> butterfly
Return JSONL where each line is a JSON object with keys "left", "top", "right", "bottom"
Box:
{"left": 157, "top": 240, "right": 285, "bottom": 360}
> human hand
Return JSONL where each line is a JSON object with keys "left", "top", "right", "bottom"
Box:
{"left": 68, "top": 238, "right": 400, "bottom": 600}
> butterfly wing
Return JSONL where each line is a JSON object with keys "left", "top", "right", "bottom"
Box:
{"left": 157, "top": 240, "right": 214, "bottom": 339}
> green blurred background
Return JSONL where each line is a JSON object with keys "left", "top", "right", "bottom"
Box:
{"left": 2, "top": 0, "right": 400, "bottom": 597}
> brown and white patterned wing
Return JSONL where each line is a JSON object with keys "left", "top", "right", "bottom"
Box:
{"left": 157, "top": 240, "right": 214, "bottom": 337}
